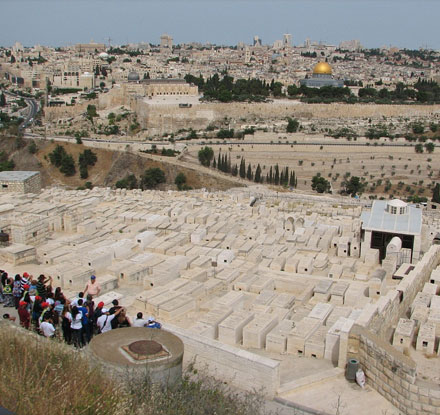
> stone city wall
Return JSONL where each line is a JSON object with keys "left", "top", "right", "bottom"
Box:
{"left": 360, "top": 245, "right": 440, "bottom": 340}
{"left": 132, "top": 100, "right": 440, "bottom": 136}
{"left": 348, "top": 325, "right": 440, "bottom": 415}
{"left": 165, "top": 323, "right": 280, "bottom": 398}
{"left": 44, "top": 100, "right": 98, "bottom": 122}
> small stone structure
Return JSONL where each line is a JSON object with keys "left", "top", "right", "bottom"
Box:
{"left": 0, "top": 171, "right": 41, "bottom": 193}
{"left": 88, "top": 327, "right": 184, "bottom": 386}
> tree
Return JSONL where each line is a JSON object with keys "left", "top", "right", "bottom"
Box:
{"left": 415, "top": 144, "right": 424, "bottom": 153}
{"left": 49, "top": 145, "right": 67, "bottom": 167}
{"left": 254, "top": 164, "right": 262, "bottom": 183}
{"left": 59, "top": 154, "right": 76, "bottom": 176}
{"left": 432, "top": 183, "right": 440, "bottom": 203}
{"left": 0, "top": 93, "right": 6, "bottom": 107}
{"left": 140, "top": 168, "right": 166, "bottom": 189}
{"left": 198, "top": 146, "right": 214, "bottom": 167}
{"left": 286, "top": 118, "right": 299, "bottom": 133}
{"left": 175, "top": 172, "right": 187, "bottom": 190}
{"left": 246, "top": 164, "right": 253, "bottom": 181}
{"left": 343, "top": 176, "right": 365, "bottom": 196}
{"left": 274, "top": 164, "right": 280, "bottom": 185}
{"left": 425, "top": 142, "right": 435, "bottom": 153}
{"left": 311, "top": 175, "right": 331, "bottom": 193}
{"left": 116, "top": 174, "right": 138, "bottom": 190}
{"left": 86, "top": 104, "right": 98, "bottom": 121}
{"left": 289, "top": 171, "right": 296, "bottom": 188}
{"left": 239, "top": 158, "right": 246, "bottom": 179}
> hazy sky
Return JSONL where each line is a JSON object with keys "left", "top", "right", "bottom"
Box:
{"left": 2, "top": 0, "right": 439, "bottom": 49}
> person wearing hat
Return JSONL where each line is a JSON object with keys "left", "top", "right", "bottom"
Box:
{"left": 84, "top": 275, "right": 101, "bottom": 298}
{"left": 146, "top": 316, "right": 162, "bottom": 329}
{"left": 18, "top": 301, "right": 30, "bottom": 329}
{"left": 92, "top": 301, "right": 105, "bottom": 334}
{"left": 97, "top": 307, "right": 123, "bottom": 334}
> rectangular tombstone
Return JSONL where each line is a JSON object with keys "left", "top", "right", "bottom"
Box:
{"left": 218, "top": 311, "right": 255, "bottom": 346}
{"left": 416, "top": 322, "right": 436, "bottom": 354}
{"left": 305, "top": 326, "right": 329, "bottom": 359}
{"left": 199, "top": 307, "right": 233, "bottom": 339}
{"left": 393, "top": 318, "right": 416, "bottom": 353}
{"left": 242, "top": 314, "right": 279, "bottom": 349}
{"left": 308, "top": 303, "right": 334, "bottom": 325}
{"left": 286, "top": 317, "right": 322, "bottom": 355}
{"left": 266, "top": 320, "right": 294, "bottom": 353}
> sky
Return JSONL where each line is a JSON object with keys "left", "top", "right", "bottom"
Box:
{"left": 1, "top": 0, "right": 439, "bottom": 50}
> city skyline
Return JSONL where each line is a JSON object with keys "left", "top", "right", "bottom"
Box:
{"left": 2, "top": 0, "right": 440, "bottom": 50}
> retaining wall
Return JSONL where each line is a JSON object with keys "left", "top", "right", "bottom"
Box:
{"left": 165, "top": 323, "right": 280, "bottom": 398}
{"left": 348, "top": 325, "right": 440, "bottom": 415}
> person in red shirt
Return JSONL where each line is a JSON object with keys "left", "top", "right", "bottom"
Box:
{"left": 18, "top": 301, "right": 30, "bottom": 329}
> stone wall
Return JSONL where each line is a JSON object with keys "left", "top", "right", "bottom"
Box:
{"left": 165, "top": 323, "right": 280, "bottom": 398}
{"left": 132, "top": 99, "right": 440, "bottom": 136}
{"left": 44, "top": 100, "right": 98, "bottom": 122}
{"left": 347, "top": 325, "right": 440, "bottom": 415}
{"left": 361, "top": 245, "right": 440, "bottom": 340}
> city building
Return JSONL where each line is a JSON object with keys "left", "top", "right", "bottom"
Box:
{"left": 160, "top": 34, "right": 173, "bottom": 49}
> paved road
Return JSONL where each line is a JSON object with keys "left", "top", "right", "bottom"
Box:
{"left": 3, "top": 91, "right": 39, "bottom": 129}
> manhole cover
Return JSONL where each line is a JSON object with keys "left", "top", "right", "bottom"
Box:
{"left": 128, "top": 340, "right": 163, "bottom": 355}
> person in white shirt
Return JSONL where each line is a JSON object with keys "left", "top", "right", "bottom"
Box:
{"left": 132, "top": 312, "right": 149, "bottom": 328}
{"left": 97, "top": 307, "right": 123, "bottom": 333}
{"left": 40, "top": 314, "right": 55, "bottom": 338}
{"left": 67, "top": 306, "right": 83, "bottom": 348}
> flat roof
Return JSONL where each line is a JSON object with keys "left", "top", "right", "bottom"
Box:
{"left": 361, "top": 200, "right": 422, "bottom": 235}
{"left": 0, "top": 171, "right": 39, "bottom": 182}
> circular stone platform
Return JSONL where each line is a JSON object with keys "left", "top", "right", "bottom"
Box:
{"left": 88, "top": 327, "right": 184, "bottom": 385}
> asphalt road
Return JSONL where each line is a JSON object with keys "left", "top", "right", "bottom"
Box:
{"left": 3, "top": 90, "right": 39, "bottom": 129}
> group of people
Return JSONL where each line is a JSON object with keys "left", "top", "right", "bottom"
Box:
{"left": 1, "top": 271, "right": 161, "bottom": 348}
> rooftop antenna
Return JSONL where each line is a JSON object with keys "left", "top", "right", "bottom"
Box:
{"left": 107, "top": 37, "right": 112, "bottom": 49}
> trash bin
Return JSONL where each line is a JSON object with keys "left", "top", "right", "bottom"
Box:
{"left": 346, "top": 358, "right": 359, "bottom": 381}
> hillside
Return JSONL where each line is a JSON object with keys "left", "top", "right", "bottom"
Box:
{"left": 0, "top": 136, "right": 244, "bottom": 191}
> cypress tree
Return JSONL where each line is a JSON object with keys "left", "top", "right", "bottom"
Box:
{"left": 213, "top": 157, "right": 216, "bottom": 169}
{"left": 274, "top": 164, "right": 280, "bottom": 185}
{"left": 269, "top": 166, "right": 273, "bottom": 184}
{"left": 246, "top": 164, "right": 253, "bottom": 181}
{"left": 239, "top": 158, "right": 246, "bottom": 178}
{"left": 255, "top": 164, "right": 261, "bottom": 183}
{"left": 217, "top": 152, "right": 221, "bottom": 170}
{"left": 232, "top": 164, "right": 238, "bottom": 176}
{"left": 432, "top": 183, "right": 440, "bottom": 203}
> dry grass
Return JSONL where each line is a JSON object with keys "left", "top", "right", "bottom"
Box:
{"left": 0, "top": 326, "right": 266, "bottom": 415}
{"left": 0, "top": 328, "right": 123, "bottom": 415}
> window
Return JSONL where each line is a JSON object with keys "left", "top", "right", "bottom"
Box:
{"left": 423, "top": 341, "right": 428, "bottom": 347}
{"left": 32, "top": 231, "right": 37, "bottom": 237}
{"left": 2, "top": 184, "right": 8, "bottom": 188}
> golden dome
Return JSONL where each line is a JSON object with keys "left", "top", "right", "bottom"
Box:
{"left": 313, "top": 62, "right": 332, "bottom": 75}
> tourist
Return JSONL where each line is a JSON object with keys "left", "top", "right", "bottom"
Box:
{"left": 36, "top": 274, "right": 52, "bottom": 300}
{"left": 2, "top": 313, "right": 16, "bottom": 322}
{"left": 12, "top": 275, "right": 23, "bottom": 309}
{"left": 133, "top": 312, "right": 149, "bottom": 327}
{"left": 40, "top": 314, "right": 55, "bottom": 338}
{"left": 61, "top": 304, "right": 72, "bottom": 344}
{"left": 67, "top": 306, "right": 83, "bottom": 348}
{"left": 83, "top": 275, "right": 101, "bottom": 298}
{"left": 97, "top": 307, "right": 123, "bottom": 334}
{"left": 3, "top": 277, "right": 14, "bottom": 307}
{"left": 71, "top": 292, "right": 85, "bottom": 307}
{"left": 0, "top": 271, "right": 6, "bottom": 303}
{"left": 77, "top": 299, "right": 90, "bottom": 345}
{"left": 31, "top": 296, "right": 42, "bottom": 327}
{"left": 18, "top": 301, "right": 30, "bottom": 329}
{"left": 146, "top": 316, "right": 162, "bottom": 329}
